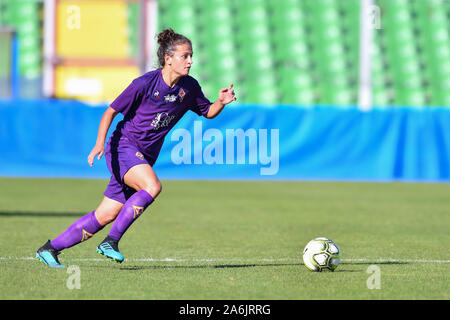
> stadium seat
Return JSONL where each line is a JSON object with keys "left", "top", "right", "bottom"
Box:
{"left": 127, "top": 1, "right": 139, "bottom": 58}
{"left": 302, "top": 0, "right": 355, "bottom": 105}
{"left": 377, "top": 0, "right": 424, "bottom": 106}
{"left": 3, "top": 0, "right": 41, "bottom": 78}
{"left": 148, "top": 0, "right": 449, "bottom": 107}
{"left": 411, "top": 0, "right": 450, "bottom": 106}
{"left": 1, "top": 0, "right": 448, "bottom": 106}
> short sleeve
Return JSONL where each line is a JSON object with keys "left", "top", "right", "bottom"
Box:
{"left": 110, "top": 80, "right": 144, "bottom": 116}
{"left": 189, "top": 81, "right": 212, "bottom": 117}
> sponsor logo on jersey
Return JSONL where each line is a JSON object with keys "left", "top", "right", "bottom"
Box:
{"left": 164, "top": 94, "right": 177, "bottom": 103}
{"left": 151, "top": 112, "right": 176, "bottom": 130}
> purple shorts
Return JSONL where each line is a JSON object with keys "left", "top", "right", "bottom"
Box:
{"left": 104, "top": 135, "right": 155, "bottom": 203}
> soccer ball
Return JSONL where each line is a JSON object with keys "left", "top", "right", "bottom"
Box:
{"left": 302, "top": 237, "right": 340, "bottom": 272}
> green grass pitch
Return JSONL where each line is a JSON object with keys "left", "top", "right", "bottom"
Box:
{"left": 0, "top": 177, "right": 448, "bottom": 299}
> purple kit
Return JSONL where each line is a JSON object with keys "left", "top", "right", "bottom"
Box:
{"left": 104, "top": 68, "right": 211, "bottom": 203}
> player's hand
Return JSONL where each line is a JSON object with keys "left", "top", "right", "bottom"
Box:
{"left": 87, "top": 144, "right": 105, "bottom": 167}
{"left": 218, "top": 84, "right": 236, "bottom": 105}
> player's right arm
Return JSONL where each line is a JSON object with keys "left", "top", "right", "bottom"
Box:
{"left": 87, "top": 106, "right": 118, "bottom": 167}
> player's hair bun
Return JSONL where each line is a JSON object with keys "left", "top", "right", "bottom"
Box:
{"left": 157, "top": 28, "right": 177, "bottom": 46}
{"left": 156, "top": 29, "right": 192, "bottom": 67}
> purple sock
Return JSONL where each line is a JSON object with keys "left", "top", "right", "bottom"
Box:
{"left": 108, "top": 190, "right": 154, "bottom": 241}
{"left": 50, "top": 211, "right": 103, "bottom": 251}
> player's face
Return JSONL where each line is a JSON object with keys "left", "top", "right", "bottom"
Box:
{"left": 167, "top": 43, "right": 193, "bottom": 76}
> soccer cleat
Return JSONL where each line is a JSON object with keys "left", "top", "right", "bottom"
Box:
{"left": 96, "top": 236, "right": 124, "bottom": 263}
{"left": 36, "top": 240, "right": 65, "bottom": 268}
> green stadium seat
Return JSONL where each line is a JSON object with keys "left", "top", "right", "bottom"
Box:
{"left": 154, "top": 0, "right": 450, "bottom": 107}
{"left": 372, "top": 87, "right": 391, "bottom": 107}
{"left": 3, "top": 0, "right": 450, "bottom": 105}
{"left": 2, "top": 0, "right": 41, "bottom": 78}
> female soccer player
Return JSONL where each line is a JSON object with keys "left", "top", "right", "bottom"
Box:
{"left": 35, "top": 29, "right": 236, "bottom": 267}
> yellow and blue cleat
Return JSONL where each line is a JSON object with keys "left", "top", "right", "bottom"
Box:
{"left": 96, "top": 236, "right": 124, "bottom": 263}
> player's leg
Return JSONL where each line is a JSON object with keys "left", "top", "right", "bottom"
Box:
{"left": 36, "top": 196, "right": 123, "bottom": 268}
{"left": 95, "top": 196, "right": 125, "bottom": 225}
{"left": 97, "top": 164, "right": 160, "bottom": 263}
{"left": 108, "top": 163, "right": 161, "bottom": 241}
{"left": 123, "top": 163, "right": 162, "bottom": 198}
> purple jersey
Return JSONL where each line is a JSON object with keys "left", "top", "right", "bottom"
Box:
{"left": 109, "top": 68, "right": 211, "bottom": 163}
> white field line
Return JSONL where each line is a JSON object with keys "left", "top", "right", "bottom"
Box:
{"left": 0, "top": 256, "right": 449, "bottom": 263}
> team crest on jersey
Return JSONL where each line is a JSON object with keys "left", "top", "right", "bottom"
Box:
{"left": 178, "top": 88, "right": 186, "bottom": 102}
{"left": 81, "top": 229, "right": 93, "bottom": 242}
{"left": 135, "top": 151, "right": 144, "bottom": 160}
{"left": 133, "top": 205, "right": 144, "bottom": 219}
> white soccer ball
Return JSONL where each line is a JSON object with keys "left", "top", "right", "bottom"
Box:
{"left": 302, "top": 237, "right": 341, "bottom": 272}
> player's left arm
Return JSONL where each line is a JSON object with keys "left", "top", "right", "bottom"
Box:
{"left": 205, "top": 84, "right": 236, "bottom": 119}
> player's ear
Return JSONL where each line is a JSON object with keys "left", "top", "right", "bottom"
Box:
{"left": 165, "top": 54, "right": 172, "bottom": 66}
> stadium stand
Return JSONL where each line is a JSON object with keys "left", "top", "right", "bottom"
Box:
{"left": 0, "top": 0, "right": 449, "bottom": 107}
{"left": 157, "top": 0, "right": 450, "bottom": 107}
{"left": 2, "top": 0, "right": 41, "bottom": 79}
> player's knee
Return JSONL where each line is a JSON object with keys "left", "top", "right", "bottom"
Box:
{"left": 96, "top": 210, "right": 116, "bottom": 225}
{"left": 143, "top": 180, "right": 162, "bottom": 198}
{"left": 95, "top": 200, "right": 122, "bottom": 225}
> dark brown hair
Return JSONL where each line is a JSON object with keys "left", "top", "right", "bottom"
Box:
{"left": 157, "top": 28, "right": 192, "bottom": 67}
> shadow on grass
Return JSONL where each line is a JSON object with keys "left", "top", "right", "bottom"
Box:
{"left": 116, "top": 264, "right": 369, "bottom": 272}
{"left": 118, "top": 263, "right": 301, "bottom": 271}
{"left": 0, "top": 211, "right": 84, "bottom": 218}
{"left": 341, "top": 261, "right": 409, "bottom": 265}
{"left": 114, "top": 261, "right": 408, "bottom": 272}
